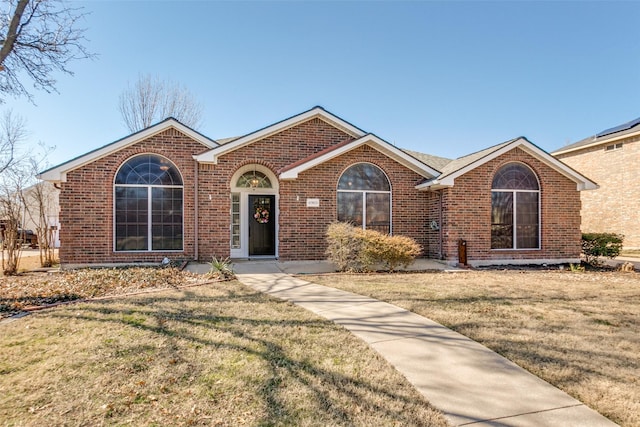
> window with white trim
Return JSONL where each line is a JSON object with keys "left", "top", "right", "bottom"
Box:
{"left": 491, "top": 163, "right": 540, "bottom": 249}
{"left": 114, "top": 154, "right": 183, "bottom": 251}
{"left": 337, "top": 163, "right": 391, "bottom": 234}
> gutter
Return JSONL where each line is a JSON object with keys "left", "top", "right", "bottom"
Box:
{"left": 439, "top": 190, "right": 443, "bottom": 260}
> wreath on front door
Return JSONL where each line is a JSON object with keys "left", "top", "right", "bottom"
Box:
{"left": 254, "top": 205, "right": 270, "bottom": 224}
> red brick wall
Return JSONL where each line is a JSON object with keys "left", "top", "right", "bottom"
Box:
{"left": 277, "top": 144, "right": 429, "bottom": 260}
{"left": 196, "top": 118, "right": 358, "bottom": 259}
{"left": 556, "top": 135, "right": 640, "bottom": 248}
{"left": 58, "top": 119, "right": 584, "bottom": 266}
{"left": 59, "top": 128, "right": 209, "bottom": 265}
{"left": 436, "top": 148, "right": 582, "bottom": 265}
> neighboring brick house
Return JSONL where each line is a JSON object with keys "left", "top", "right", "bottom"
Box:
{"left": 553, "top": 117, "right": 640, "bottom": 249}
{"left": 39, "top": 107, "right": 596, "bottom": 267}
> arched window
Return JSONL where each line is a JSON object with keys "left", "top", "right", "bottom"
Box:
{"left": 491, "top": 163, "right": 540, "bottom": 249}
{"left": 337, "top": 163, "right": 391, "bottom": 234}
{"left": 236, "top": 170, "right": 272, "bottom": 188}
{"left": 114, "top": 154, "right": 183, "bottom": 251}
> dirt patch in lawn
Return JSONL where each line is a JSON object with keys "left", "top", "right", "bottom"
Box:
{"left": 1, "top": 248, "right": 58, "bottom": 274}
{"left": 304, "top": 268, "right": 640, "bottom": 427}
{"left": 0, "top": 279, "right": 448, "bottom": 426}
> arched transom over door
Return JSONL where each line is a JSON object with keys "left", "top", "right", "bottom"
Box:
{"left": 337, "top": 163, "right": 391, "bottom": 234}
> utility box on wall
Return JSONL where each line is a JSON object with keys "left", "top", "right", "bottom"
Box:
{"left": 458, "top": 239, "right": 467, "bottom": 266}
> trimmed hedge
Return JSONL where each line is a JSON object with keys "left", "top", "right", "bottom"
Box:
{"left": 326, "top": 222, "right": 422, "bottom": 272}
{"left": 581, "top": 233, "right": 624, "bottom": 266}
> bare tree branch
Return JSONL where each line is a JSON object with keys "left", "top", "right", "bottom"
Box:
{"left": 0, "top": 0, "right": 95, "bottom": 103}
{"left": 0, "top": 110, "right": 27, "bottom": 174}
{"left": 119, "top": 74, "right": 203, "bottom": 132}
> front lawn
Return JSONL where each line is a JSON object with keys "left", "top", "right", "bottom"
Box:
{"left": 304, "top": 269, "right": 640, "bottom": 427}
{"left": 0, "top": 273, "right": 448, "bottom": 426}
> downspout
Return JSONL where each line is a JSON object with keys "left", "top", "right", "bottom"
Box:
{"left": 194, "top": 160, "right": 199, "bottom": 261}
{"left": 439, "top": 190, "right": 443, "bottom": 260}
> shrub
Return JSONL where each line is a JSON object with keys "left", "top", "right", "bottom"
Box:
{"left": 581, "top": 233, "right": 624, "bottom": 266}
{"left": 377, "top": 234, "right": 422, "bottom": 272}
{"left": 326, "top": 222, "right": 422, "bottom": 272}
{"left": 326, "top": 222, "right": 368, "bottom": 272}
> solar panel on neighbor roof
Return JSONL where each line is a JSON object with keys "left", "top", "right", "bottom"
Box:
{"left": 596, "top": 117, "right": 640, "bottom": 138}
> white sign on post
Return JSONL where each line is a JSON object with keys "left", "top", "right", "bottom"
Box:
{"left": 306, "top": 198, "right": 320, "bottom": 207}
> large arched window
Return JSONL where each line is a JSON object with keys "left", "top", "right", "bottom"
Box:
{"left": 491, "top": 163, "right": 540, "bottom": 249}
{"left": 114, "top": 154, "right": 183, "bottom": 251}
{"left": 337, "top": 163, "right": 391, "bottom": 234}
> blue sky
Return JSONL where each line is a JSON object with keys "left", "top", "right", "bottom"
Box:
{"left": 8, "top": 0, "right": 640, "bottom": 168}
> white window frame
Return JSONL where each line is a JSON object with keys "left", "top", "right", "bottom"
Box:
{"left": 336, "top": 162, "right": 393, "bottom": 234}
{"left": 113, "top": 154, "right": 184, "bottom": 253}
{"left": 229, "top": 165, "right": 279, "bottom": 258}
{"left": 491, "top": 162, "right": 541, "bottom": 251}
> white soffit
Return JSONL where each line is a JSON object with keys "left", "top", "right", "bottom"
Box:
{"left": 416, "top": 137, "right": 598, "bottom": 191}
{"left": 39, "top": 119, "right": 218, "bottom": 183}
{"left": 194, "top": 107, "right": 366, "bottom": 164}
{"left": 279, "top": 134, "right": 440, "bottom": 180}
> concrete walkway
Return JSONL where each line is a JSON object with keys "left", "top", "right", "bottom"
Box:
{"left": 188, "top": 260, "right": 617, "bottom": 426}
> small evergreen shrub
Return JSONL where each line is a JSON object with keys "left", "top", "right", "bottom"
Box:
{"left": 208, "top": 256, "right": 235, "bottom": 280}
{"left": 581, "top": 233, "right": 624, "bottom": 266}
{"left": 326, "top": 222, "right": 422, "bottom": 272}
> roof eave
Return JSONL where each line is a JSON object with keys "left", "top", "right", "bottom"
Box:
{"left": 415, "top": 180, "right": 452, "bottom": 191}
{"left": 517, "top": 143, "right": 598, "bottom": 191}
{"left": 40, "top": 119, "right": 218, "bottom": 183}
{"left": 417, "top": 137, "right": 597, "bottom": 192}
{"left": 195, "top": 106, "right": 367, "bottom": 164}
{"left": 279, "top": 134, "right": 440, "bottom": 181}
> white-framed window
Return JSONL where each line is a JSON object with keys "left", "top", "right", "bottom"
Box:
{"left": 491, "top": 162, "right": 540, "bottom": 250}
{"left": 231, "top": 193, "right": 241, "bottom": 249}
{"left": 337, "top": 163, "right": 391, "bottom": 234}
{"left": 114, "top": 154, "right": 183, "bottom": 251}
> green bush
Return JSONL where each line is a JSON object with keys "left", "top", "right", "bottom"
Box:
{"left": 581, "top": 233, "right": 624, "bottom": 266}
{"left": 326, "top": 222, "right": 422, "bottom": 272}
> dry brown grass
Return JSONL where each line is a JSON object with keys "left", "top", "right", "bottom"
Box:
{"left": 621, "top": 250, "right": 640, "bottom": 258}
{"left": 0, "top": 267, "right": 206, "bottom": 317}
{"left": 304, "top": 269, "right": 640, "bottom": 427}
{"left": 0, "top": 279, "right": 448, "bottom": 426}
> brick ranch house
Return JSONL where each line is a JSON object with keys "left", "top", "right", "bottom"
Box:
{"left": 553, "top": 116, "right": 640, "bottom": 249}
{"left": 39, "top": 107, "right": 596, "bottom": 267}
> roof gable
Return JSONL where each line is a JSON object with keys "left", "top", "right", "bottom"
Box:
{"left": 39, "top": 118, "right": 218, "bottom": 183}
{"left": 417, "top": 137, "right": 598, "bottom": 191}
{"left": 279, "top": 133, "right": 440, "bottom": 180}
{"left": 194, "top": 106, "right": 366, "bottom": 164}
